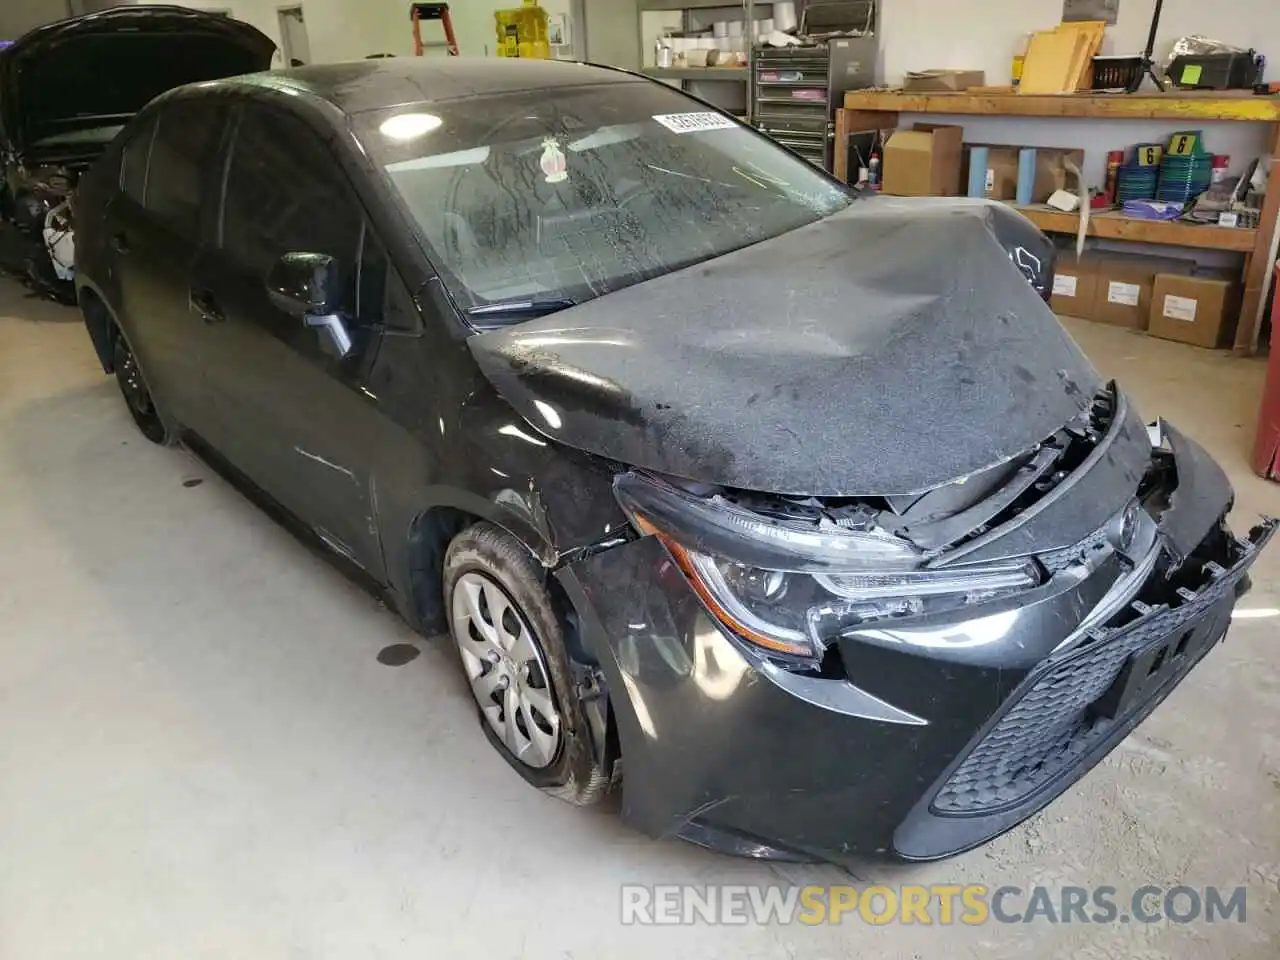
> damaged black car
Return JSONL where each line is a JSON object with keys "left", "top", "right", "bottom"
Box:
{"left": 0, "top": 5, "right": 273, "bottom": 301}
{"left": 73, "top": 59, "right": 1273, "bottom": 864}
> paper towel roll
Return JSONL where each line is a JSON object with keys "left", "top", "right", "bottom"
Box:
{"left": 773, "top": 1, "right": 797, "bottom": 32}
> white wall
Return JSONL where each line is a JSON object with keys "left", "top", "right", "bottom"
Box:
{"left": 583, "top": 0, "right": 639, "bottom": 68}
{"left": 881, "top": 0, "right": 1278, "bottom": 86}
{"left": 0, "top": 0, "right": 70, "bottom": 38}
{"left": 357, "top": 0, "right": 580, "bottom": 59}
{"left": 203, "top": 0, "right": 581, "bottom": 62}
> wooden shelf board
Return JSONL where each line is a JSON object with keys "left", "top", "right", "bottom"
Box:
{"left": 842, "top": 91, "right": 1280, "bottom": 122}
{"left": 1014, "top": 205, "right": 1258, "bottom": 252}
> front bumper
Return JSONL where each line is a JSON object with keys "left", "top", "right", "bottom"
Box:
{"left": 556, "top": 429, "right": 1274, "bottom": 864}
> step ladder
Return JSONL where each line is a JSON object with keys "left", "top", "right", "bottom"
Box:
{"left": 410, "top": 2, "right": 459, "bottom": 56}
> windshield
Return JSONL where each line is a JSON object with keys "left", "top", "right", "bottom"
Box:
{"left": 356, "top": 81, "right": 852, "bottom": 314}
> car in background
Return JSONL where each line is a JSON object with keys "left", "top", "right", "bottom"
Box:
{"left": 0, "top": 4, "right": 273, "bottom": 301}
{"left": 72, "top": 59, "right": 1272, "bottom": 864}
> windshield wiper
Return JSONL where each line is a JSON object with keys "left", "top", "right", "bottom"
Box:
{"left": 466, "top": 296, "right": 578, "bottom": 323}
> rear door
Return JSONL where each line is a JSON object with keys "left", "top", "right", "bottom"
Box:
{"left": 105, "top": 100, "right": 229, "bottom": 432}
{"left": 194, "top": 104, "right": 394, "bottom": 578}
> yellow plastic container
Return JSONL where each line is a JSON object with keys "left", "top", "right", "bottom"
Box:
{"left": 495, "top": 0, "right": 550, "bottom": 59}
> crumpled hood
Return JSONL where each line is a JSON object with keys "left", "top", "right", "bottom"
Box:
{"left": 0, "top": 6, "right": 275, "bottom": 157}
{"left": 469, "top": 197, "right": 1103, "bottom": 497}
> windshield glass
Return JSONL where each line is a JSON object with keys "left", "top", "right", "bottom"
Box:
{"left": 356, "top": 81, "right": 852, "bottom": 313}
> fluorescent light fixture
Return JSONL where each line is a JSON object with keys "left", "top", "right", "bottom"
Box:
{"left": 379, "top": 112, "right": 442, "bottom": 141}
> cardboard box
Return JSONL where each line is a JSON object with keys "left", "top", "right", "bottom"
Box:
{"left": 1032, "top": 148, "right": 1086, "bottom": 204}
{"left": 1049, "top": 253, "right": 1099, "bottom": 317}
{"left": 903, "top": 69, "right": 986, "bottom": 92}
{"left": 1090, "top": 253, "right": 1191, "bottom": 330}
{"left": 962, "top": 145, "right": 1085, "bottom": 203}
{"left": 883, "top": 123, "right": 964, "bottom": 197}
{"left": 986, "top": 146, "right": 1021, "bottom": 201}
{"left": 962, "top": 145, "right": 1021, "bottom": 200}
{"left": 1148, "top": 272, "right": 1242, "bottom": 348}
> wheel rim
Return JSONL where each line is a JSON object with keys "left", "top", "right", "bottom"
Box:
{"left": 450, "top": 572, "right": 562, "bottom": 769}
{"left": 116, "top": 342, "right": 153, "bottom": 418}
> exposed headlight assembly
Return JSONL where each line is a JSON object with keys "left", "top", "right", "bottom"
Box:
{"left": 615, "top": 472, "right": 1040, "bottom": 661}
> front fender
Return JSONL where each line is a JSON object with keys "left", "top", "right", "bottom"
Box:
{"left": 554, "top": 534, "right": 941, "bottom": 861}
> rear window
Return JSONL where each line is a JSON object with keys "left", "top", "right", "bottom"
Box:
{"left": 356, "top": 82, "right": 851, "bottom": 313}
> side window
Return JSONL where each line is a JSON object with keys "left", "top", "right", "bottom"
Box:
{"left": 222, "top": 107, "right": 363, "bottom": 315}
{"left": 357, "top": 230, "right": 419, "bottom": 332}
{"left": 120, "top": 116, "right": 157, "bottom": 204}
{"left": 146, "top": 101, "right": 228, "bottom": 240}
{"left": 383, "top": 269, "right": 420, "bottom": 332}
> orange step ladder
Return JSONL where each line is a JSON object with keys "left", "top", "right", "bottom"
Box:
{"left": 411, "top": 2, "right": 459, "bottom": 56}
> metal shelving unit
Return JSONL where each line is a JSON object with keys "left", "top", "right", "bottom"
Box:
{"left": 749, "top": 0, "right": 878, "bottom": 172}
{"left": 753, "top": 38, "right": 876, "bottom": 169}
{"left": 637, "top": 0, "right": 761, "bottom": 117}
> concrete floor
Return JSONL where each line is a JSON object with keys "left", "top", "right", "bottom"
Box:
{"left": 1, "top": 278, "right": 1277, "bottom": 959}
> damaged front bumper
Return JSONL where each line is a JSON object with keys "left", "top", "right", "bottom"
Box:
{"left": 556, "top": 425, "right": 1275, "bottom": 864}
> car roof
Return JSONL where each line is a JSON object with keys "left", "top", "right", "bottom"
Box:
{"left": 207, "top": 57, "right": 644, "bottom": 116}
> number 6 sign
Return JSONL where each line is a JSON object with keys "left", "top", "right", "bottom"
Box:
{"left": 1167, "top": 131, "right": 1202, "bottom": 156}
{"left": 1136, "top": 144, "right": 1163, "bottom": 166}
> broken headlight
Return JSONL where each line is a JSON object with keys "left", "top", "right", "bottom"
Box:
{"left": 615, "top": 472, "right": 1040, "bottom": 660}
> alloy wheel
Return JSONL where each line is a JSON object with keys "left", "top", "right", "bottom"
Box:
{"left": 450, "top": 571, "right": 562, "bottom": 768}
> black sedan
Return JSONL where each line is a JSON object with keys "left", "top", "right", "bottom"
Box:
{"left": 74, "top": 59, "right": 1273, "bottom": 864}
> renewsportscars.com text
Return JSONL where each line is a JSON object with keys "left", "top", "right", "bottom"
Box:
{"left": 620, "top": 884, "right": 1248, "bottom": 926}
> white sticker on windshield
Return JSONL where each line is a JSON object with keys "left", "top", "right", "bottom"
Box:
{"left": 652, "top": 112, "right": 737, "bottom": 134}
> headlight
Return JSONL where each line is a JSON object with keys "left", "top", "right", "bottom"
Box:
{"left": 616, "top": 473, "right": 1040, "bottom": 661}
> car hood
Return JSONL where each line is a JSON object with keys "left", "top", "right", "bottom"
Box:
{"left": 0, "top": 6, "right": 275, "bottom": 157}
{"left": 469, "top": 197, "right": 1103, "bottom": 497}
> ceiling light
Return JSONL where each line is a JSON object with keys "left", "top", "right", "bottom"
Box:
{"left": 379, "top": 113, "right": 442, "bottom": 141}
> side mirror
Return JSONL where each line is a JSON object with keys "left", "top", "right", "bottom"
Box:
{"left": 266, "top": 252, "right": 352, "bottom": 358}
{"left": 266, "top": 251, "right": 339, "bottom": 317}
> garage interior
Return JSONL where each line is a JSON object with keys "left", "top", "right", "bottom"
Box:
{"left": 1, "top": 1, "right": 1279, "bottom": 959}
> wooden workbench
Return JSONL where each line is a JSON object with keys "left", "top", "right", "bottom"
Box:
{"left": 835, "top": 91, "right": 1280, "bottom": 353}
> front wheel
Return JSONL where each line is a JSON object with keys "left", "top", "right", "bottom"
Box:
{"left": 112, "top": 333, "right": 171, "bottom": 445}
{"left": 444, "top": 522, "right": 612, "bottom": 805}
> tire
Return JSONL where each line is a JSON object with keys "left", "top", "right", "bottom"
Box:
{"left": 112, "top": 332, "right": 172, "bottom": 445}
{"left": 444, "top": 522, "right": 611, "bottom": 805}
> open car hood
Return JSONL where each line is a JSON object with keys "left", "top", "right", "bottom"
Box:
{"left": 0, "top": 6, "right": 275, "bottom": 157}
{"left": 469, "top": 197, "right": 1104, "bottom": 498}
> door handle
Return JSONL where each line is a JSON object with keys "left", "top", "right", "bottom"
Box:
{"left": 111, "top": 232, "right": 130, "bottom": 254}
{"left": 189, "top": 289, "right": 225, "bottom": 324}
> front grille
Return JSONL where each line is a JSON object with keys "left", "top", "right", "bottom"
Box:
{"left": 1037, "top": 524, "right": 1110, "bottom": 574}
{"left": 932, "top": 554, "right": 1242, "bottom": 816}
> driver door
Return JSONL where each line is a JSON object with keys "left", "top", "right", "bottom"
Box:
{"left": 193, "top": 104, "right": 388, "bottom": 578}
